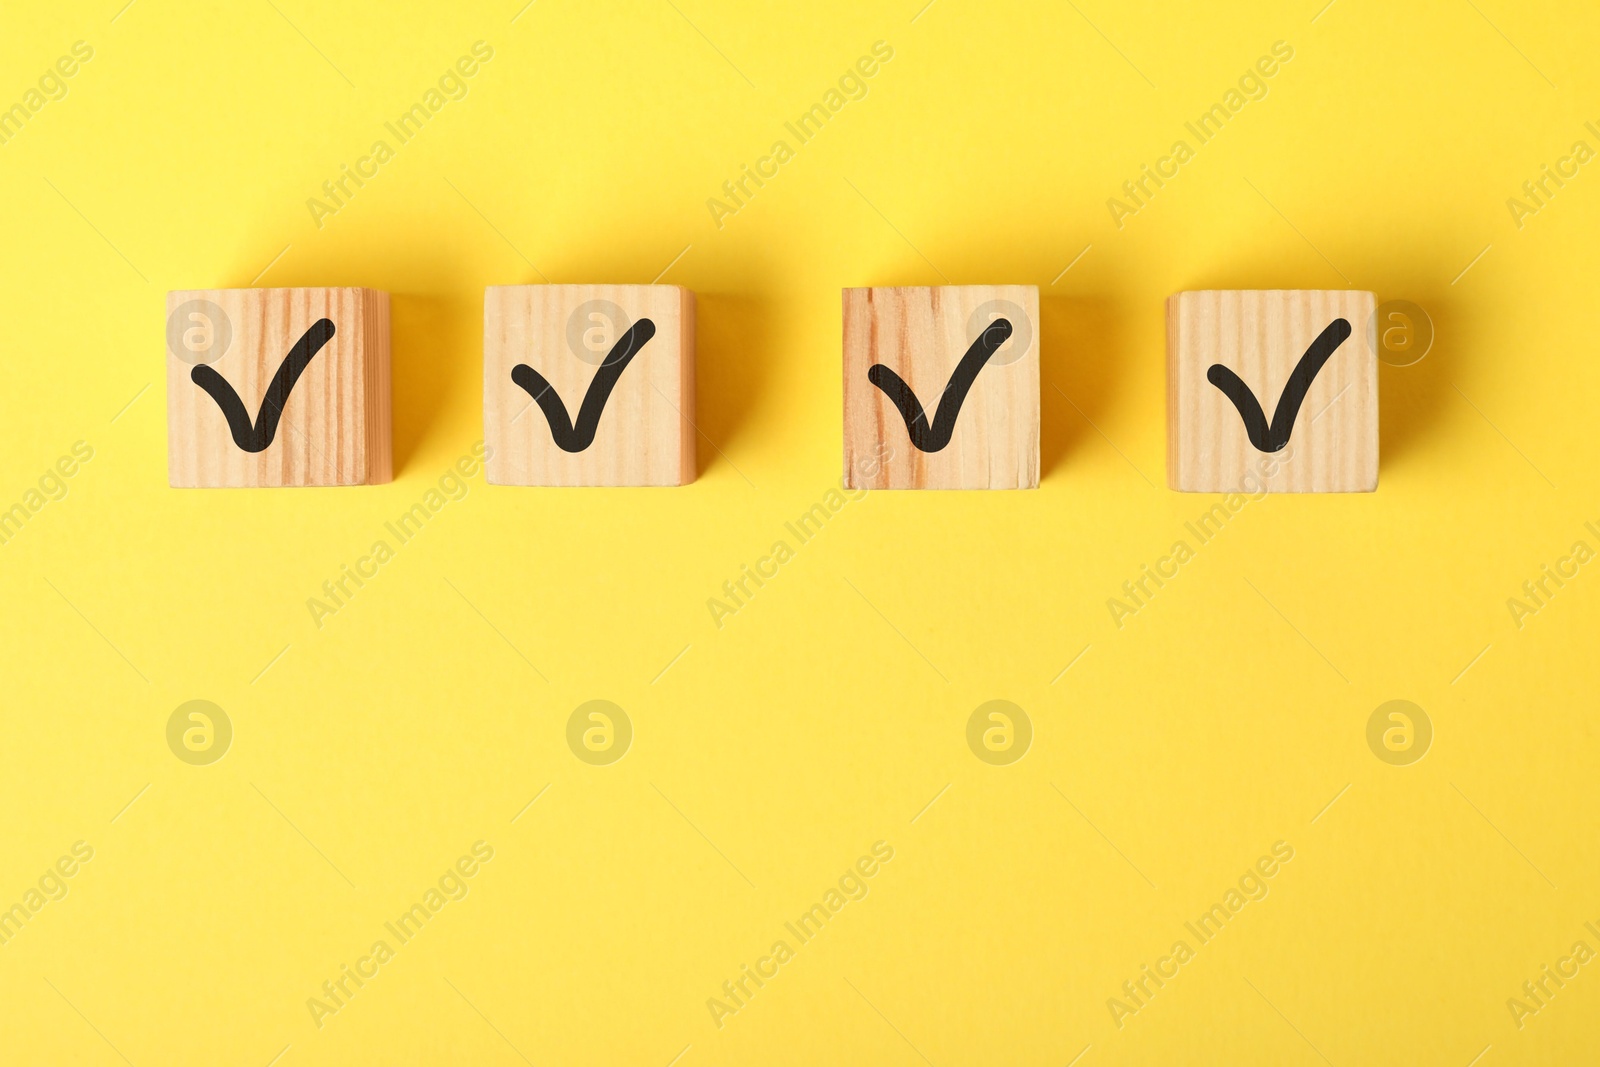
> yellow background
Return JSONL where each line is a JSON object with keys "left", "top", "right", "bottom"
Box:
{"left": 2, "top": 1, "right": 1597, "bottom": 1063}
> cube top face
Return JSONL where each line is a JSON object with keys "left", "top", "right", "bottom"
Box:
{"left": 166, "top": 288, "right": 391, "bottom": 488}
{"left": 843, "top": 285, "right": 1039, "bottom": 490}
{"left": 1167, "top": 289, "right": 1378, "bottom": 494}
{"left": 484, "top": 285, "right": 695, "bottom": 487}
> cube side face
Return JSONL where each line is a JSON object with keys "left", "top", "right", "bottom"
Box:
{"left": 165, "top": 288, "right": 390, "bottom": 487}
{"left": 364, "top": 290, "right": 393, "bottom": 485}
{"left": 1167, "top": 289, "right": 1377, "bottom": 493}
{"left": 842, "top": 285, "right": 1039, "bottom": 490}
{"left": 1165, "top": 295, "right": 1183, "bottom": 490}
{"left": 483, "top": 285, "right": 694, "bottom": 487}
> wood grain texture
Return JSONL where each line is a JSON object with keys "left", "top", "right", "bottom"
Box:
{"left": 843, "top": 285, "right": 1039, "bottom": 490}
{"left": 484, "top": 285, "right": 695, "bottom": 487}
{"left": 165, "top": 287, "right": 391, "bottom": 487}
{"left": 1167, "top": 289, "right": 1378, "bottom": 493}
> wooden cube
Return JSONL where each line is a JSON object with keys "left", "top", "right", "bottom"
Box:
{"left": 843, "top": 285, "right": 1039, "bottom": 489}
{"left": 484, "top": 285, "right": 695, "bottom": 487}
{"left": 165, "top": 287, "right": 391, "bottom": 487}
{"left": 1167, "top": 290, "right": 1378, "bottom": 493}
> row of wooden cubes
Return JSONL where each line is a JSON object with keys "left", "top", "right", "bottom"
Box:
{"left": 165, "top": 286, "right": 1379, "bottom": 492}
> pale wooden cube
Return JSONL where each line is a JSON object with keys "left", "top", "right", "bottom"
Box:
{"left": 1167, "top": 290, "right": 1378, "bottom": 493}
{"left": 843, "top": 285, "right": 1039, "bottom": 489}
{"left": 484, "top": 285, "right": 695, "bottom": 487}
{"left": 166, "top": 287, "right": 391, "bottom": 487}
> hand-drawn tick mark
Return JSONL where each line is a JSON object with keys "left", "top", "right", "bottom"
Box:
{"left": 512, "top": 318, "right": 657, "bottom": 453}
{"left": 190, "top": 319, "right": 335, "bottom": 453}
{"left": 868, "top": 318, "right": 1013, "bottom": 452}
{"left": 1206, "top": 318, "right": 1352, "bottom": 453}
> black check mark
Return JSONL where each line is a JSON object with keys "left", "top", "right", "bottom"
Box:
{"left": 1206, "top": 318, "right": 1352, "bottom": 453}
{"left": 511, "top": 318, "right": 656, "bottom": 453}
{"left": 868, "top": 318, "right": 1013, "bottom": 453}
{"left": 190, "top": 318, "right": 335, "bottom": 453}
